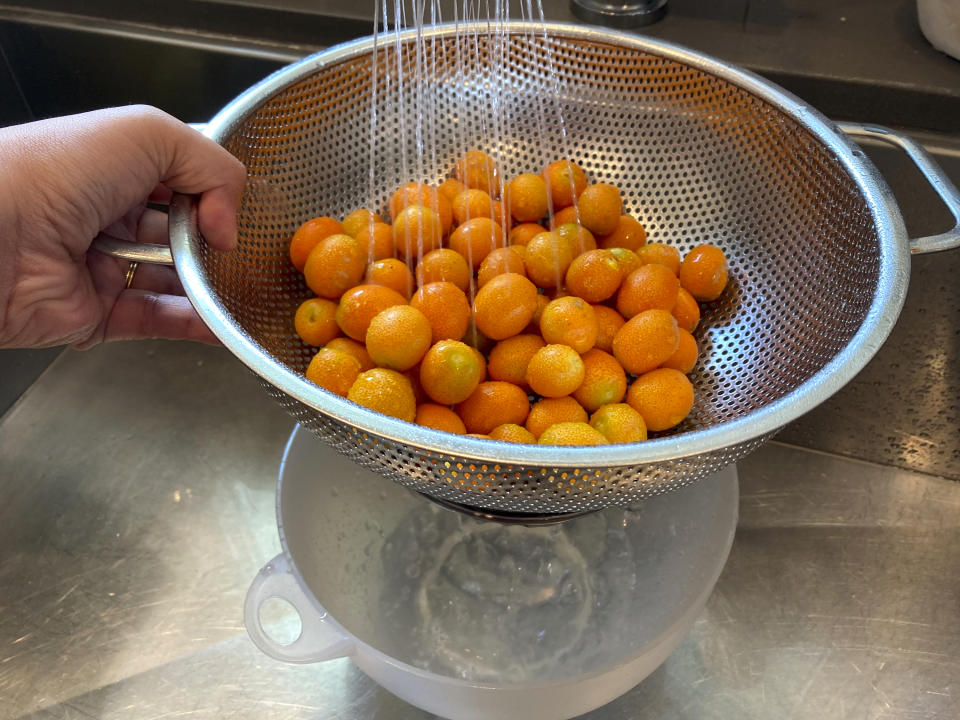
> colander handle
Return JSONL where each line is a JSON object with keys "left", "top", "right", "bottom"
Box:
{"left": 91, "top": 235, "right": 174, "bottom": 265}
{"left": 837, "top": 122, "right": 960, "bottom": 255}
{"left": 243, "top": 553, "right": 355, "bottom": 664}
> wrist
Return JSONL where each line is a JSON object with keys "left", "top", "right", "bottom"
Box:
{"left": 0, "top": 140, "right": 24, "bottom": 340}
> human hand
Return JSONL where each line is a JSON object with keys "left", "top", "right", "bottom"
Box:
{"left": 0, "top": 105, "right": 246, "bottom": 349}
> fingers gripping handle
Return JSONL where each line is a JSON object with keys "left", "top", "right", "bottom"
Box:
{"left": 243, "top": 554, "right": 354, "bottom": 664}
{"left": 837, "top": 122, "right": 960, "bottom": 255}
{"left": 91, "top": 125, "right": 209, "bottom": 266}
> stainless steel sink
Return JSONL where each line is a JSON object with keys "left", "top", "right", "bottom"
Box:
{"left": 0, "top": 3, "right": 958, "bottom": 718}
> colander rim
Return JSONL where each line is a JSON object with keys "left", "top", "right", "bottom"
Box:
{"left": 170, "top": 21, "right": 910, "bottom": 468}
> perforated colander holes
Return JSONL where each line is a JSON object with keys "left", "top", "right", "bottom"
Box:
{"left": 217, "top": 31, "right": 883, "bottom": 508}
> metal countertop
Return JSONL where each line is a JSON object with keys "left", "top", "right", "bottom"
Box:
{"left": 1, "top": 340, "right": 958, "bottom": 719}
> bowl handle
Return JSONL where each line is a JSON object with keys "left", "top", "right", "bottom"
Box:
{"left": 243, "top": 553, "right": 355, "bottom": 664}
{"left": 837, "top": 122, "right": 960, "bottom": 255}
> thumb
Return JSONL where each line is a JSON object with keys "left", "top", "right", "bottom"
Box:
{"left": 141, "top": 109, "right": 247, "bottom": 251}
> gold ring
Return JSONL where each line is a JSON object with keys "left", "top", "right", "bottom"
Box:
{"left": 124, "top": 261, "right": 140, "bottom": 289}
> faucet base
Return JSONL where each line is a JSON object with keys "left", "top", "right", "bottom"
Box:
{"left": 570, "top": 0, "right": 668, "bottom": 28}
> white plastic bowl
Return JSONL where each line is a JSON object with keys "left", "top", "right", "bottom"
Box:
{"left": 245, "top": 426, "right": 738, "bottom": 719}
{"left": 918, "top": 0, "right": 960, "bottom": 61}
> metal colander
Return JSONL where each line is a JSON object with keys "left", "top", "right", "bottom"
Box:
{"left": 163, "top": 23, "right": 925, "bottom": 515}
